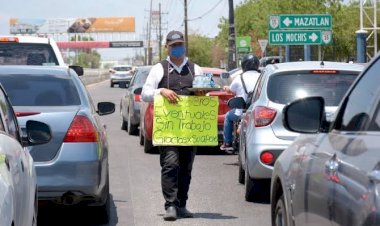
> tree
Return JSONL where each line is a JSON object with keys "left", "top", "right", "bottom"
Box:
{"left": 69, "top": 35, "right": 101, "bottom": 68}
{"left": 187, "top": 33, "right": 214, "bottom": 67}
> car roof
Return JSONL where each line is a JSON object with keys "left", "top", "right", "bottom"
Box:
{"left": 265, "top": 61, "right": 364, "bottom": 74}
{"left": 0, "top": 65, "right": 71, "bottom": 76}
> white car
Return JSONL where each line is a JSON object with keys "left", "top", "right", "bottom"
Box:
{"left": 0, "top": 84, "right": 52, "bottom": 226}
{"left": 0, "top": 35, "right": 65, "bottom": 66}
{"left": 109, "top": 65, "right": 134, "bottom": 87}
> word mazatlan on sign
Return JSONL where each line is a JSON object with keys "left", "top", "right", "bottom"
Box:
{"left": 292, "top": 17, "right": 330, "bottom": 27}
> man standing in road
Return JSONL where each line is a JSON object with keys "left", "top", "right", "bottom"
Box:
{"left": 141, "top": 30, "right": 203, "bottom": 221}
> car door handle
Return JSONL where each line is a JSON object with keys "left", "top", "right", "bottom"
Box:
{"left": 325, "top": 153, "right": 339, "bottom": 174}
{"left": 368, "top": 170, "right": 380, "bottom": 183}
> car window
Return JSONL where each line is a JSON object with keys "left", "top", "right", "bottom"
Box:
{"left": 0, "top": 88, "right": 21, "bottom": 141}
{"left": 336, "top": 59, "right": 380, "bottom": 131}
{"left": 267, "top": 72, "right": 358, "bottom": 106}
{"left": 114, "top": 66, "right": 132, "bottom": 71}
{"left": 0, "top": 43, "right": 59, "bottom": 66}
{"left": 0, "top": 74, "right": 81, "bottom": 106}
{"left": 252, "top": 72, "right": 266, "bottom": 103}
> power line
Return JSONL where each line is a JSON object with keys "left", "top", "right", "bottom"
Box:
{"left": 187, "top": 0, "right": 224, "bottom": 21}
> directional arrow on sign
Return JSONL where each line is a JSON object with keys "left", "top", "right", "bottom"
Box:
{"left": 309, "top": 33, "right": 319, "bottom": 42}
{"left": 282, "top": 17, "right": 292, "bottom": 27}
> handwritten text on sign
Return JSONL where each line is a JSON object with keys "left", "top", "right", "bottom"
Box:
{"left": 153, "top": 96, "right": 219, "bottom": 146}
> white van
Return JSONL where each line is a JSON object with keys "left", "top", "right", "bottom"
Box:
{"left": 0, "top": 36, "right": 65, "bottom": 66}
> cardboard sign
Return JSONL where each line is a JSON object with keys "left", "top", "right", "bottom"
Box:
{"left": 153, "top": 96, "right": 219, "bottom": 146}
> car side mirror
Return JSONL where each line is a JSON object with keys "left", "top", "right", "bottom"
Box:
{"left": 227, "top": 97, "right": 246, "bottom": 109}
{"left": 23, "top": 120, "right": 52, "bottom": 146}
{"left": 221, "top": 72, "right": 230, "bottom": 79}
{"left": 97, "top": 102, "right": 115, "bottom": 115}
{"left": 134, "top": 87, "right": 142, "bottom": 95}
{"left": 69, "top": 65, "right": 84, "bottom": 76}
{"left": 283, "top": 96, "right": 325, "bottom": 133}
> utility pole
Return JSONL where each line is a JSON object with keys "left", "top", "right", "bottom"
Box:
{"left": 145, "top": 22, "right": 148, "bottom": 65}
{"left": 147, "top": 0, "right": 153, "bottom": 65}
{"left": 228, "top": 0, "right": 237, "bottom": 71}
{"left": 184, "top": 0, "right": 189, "bottom": 52}
{"left": 159, "top": 3, "right": 162, "bottom": 61}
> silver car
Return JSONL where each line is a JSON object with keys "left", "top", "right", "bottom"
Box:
{"left": 0, "top": 66, "right": 115, "bottom": 224}
{"left": 109, "top": 65, "right": 133, "bottom": 88}
{"left": 238, "top": 61, "right": 364, "bottom": 202}
{"left": 271, "top": 56, "right": 380, "bottom": 225}
{"left": 0, "top": 83, "right": 51, "bottom": 226}
{"left": 120, "top": 65, "right": 152, "bottom": 135}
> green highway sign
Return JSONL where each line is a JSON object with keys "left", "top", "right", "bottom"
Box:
{"left": 269, "top": 14, "right": 332, "bottom": 30}
{"left": 269, "top": 30, "right": 332, "bottom": 45}
{"left": 236, "top": 36, "right": 251, "bottom": 53}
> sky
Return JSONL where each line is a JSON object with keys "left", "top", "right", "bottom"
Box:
{"left": 0, "top": 0, "right": 244, "bottom": 61}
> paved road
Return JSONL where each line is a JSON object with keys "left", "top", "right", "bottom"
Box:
{"left": 37, "top": 80, "right": 271, "bottom": 226}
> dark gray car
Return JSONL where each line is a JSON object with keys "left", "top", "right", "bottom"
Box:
{"left": 0, "top": 66, "right": 115, "bottom": 224}
{"left": 120, "top": 65, "right": 152, "bottom": 135}
{"left": 271, "top": 57, "right": 380, "bottom": 225}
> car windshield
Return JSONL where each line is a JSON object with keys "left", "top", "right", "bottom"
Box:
{"left": 0, "top": 43, "right": 59, "bottom": 65}
{"left": 267, "top": 72, "right": 358, "bottom": 106}
{"left": 0, "top": 74, "right": 81, "bottom": 106}
{"left": 114, "top": 66, "right": 132, "bottom": 71}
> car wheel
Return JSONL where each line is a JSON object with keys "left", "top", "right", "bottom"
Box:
{"left": 139, "top": 129, "right": 144, "bottom": 146}
{"left": 121, "top": 114, "right": 127, "bottom": 130}
{"left": 238, "top": 155, "right": 245, "bottom": 184}
{"left": 244, "top": 163, "right": 269, "bottom": 202}
{"left": 144, "top": 136, "right": 153, "bottom": 153}
{"left": 244, "top": 162, "right": 255, "bottom": 201}
{"left": 32, "top": 191, "right": 37, "bottom": 226}
{"left": 274, "top": 195, "right": 288, "bottom": 226}
{"left": 127, "top": 111, "right": 138, "bottom": 135}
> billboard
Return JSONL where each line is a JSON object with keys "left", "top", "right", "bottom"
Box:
{"left": 10, "top": 17, "right": 135, "bottom": 34}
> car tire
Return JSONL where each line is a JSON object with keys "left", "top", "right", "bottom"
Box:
{"left": 144, "top": 136, "right": 153, "bottom": 153}
{"left": 238, "top": 156, "right": 245, "bottom": 184}
{"left": 139, "top": 129, "right": 144, "bottom": 146}
{"left": 121, "top": 116, "right": 127, "bottom": 130}
{"left": 273, "top": 194, "right": 288, "bottom": 226}
{"left": 32, "top": 190, "right": 38, "bottom": 226}
{"left": 244, "top": 163, "right": 269, "bottom": 202}
{"left": 127, "top": 110, "right": 138, "bottom": 135}
{"left": 96, "top": 193, "right": 110, "bottom": 224}
{"left": 244, "top": 162, "right": 255, "bottom": 201}
{"left": 94, "top": 173, "right": 110, "bottom": 224}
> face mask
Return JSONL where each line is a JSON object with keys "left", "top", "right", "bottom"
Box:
{"left": 170, "top": 46, "right": 186, "bottom": 58}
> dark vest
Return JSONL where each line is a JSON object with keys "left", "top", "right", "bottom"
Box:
{"left": 158, "top": 60, "right": 195, "bottom": 95}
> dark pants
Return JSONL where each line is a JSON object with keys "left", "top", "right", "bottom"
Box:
{"left": 159, "top": 146, "right": 196, "bottom": 210}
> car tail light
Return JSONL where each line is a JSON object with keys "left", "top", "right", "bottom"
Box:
{"left": 15, "top": 112, "right": 41, "bottom": 117}
{"left": 134, "top": 94, "right": 141, "bottom": 102}
{"left": 260, "top": 151, "right": 274, "bottom": 165}
{"left": 253, "top": 106, "right": 277, "bottom": 127}
{"left": 0, "top": 37, "right": 19, "bottom": 42}
{"left": 63, "top": 115, "right": 98, "bottom": 142}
